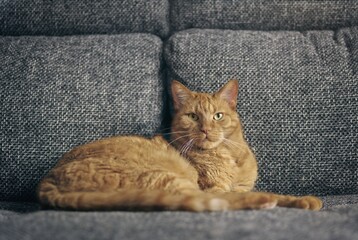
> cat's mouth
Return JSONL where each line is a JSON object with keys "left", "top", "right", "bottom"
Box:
{"left": 196, "top": 133, "right": 222, "bottom": 149}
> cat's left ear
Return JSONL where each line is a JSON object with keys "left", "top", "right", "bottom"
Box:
{"left": 216, "top": 80, "right": 239, "bottom": 110}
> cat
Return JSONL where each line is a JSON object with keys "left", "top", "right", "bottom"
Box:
{"left": 170, "top": 80, "right": 257, "bottom": 193}
{"left": 37, "top": 80, "right": 322, "bottom": 211}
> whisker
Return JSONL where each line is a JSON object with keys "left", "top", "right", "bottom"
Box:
{"left": 180, "top": 139, "right": 193, "bottom": 157}
{"left": 159, "top": 132, "right": 182, "bottom": 137}
{"left": 188, "top": 138, "right": 198, "bottom": 155}
{"left": 224, "top": 138, "right": 247, "bottom": 148}
{"left": 156, "top": 127, "right": 174, "bottom": 131}
{"left": 152, "top": 132, "right": 191, "bottom": 143}
{"left": 182, "top": 138, "right": 197, "bottom": 158}
{"left": 167, "top": 134, "right": 193, "bottom": 146}
{"left": 179, "top": 139, "right": 190, "bottom": 152}
{"left": 223, "top": 142, "right": 243, "bottom": 153}
{"left": 169, "top": 131, "right": 191, "bottom": 134}
{"left": 155, "top": 127, "right": 190, "bottom": 133}
{"left": 180, "top": 140, "right": 189, "bottom": 155}
{"left": 222, "top": 140, "right": 234, "bottom": 149}
{"left": 155, "top": 130, "right": 190, "bottom": 136}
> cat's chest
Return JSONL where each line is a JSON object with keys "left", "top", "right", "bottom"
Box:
{"left": 189, "top": 150, "right": 240, "bottom": 169}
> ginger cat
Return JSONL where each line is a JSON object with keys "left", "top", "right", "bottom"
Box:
{"left": 37, "top": 80, "right": 322, "bottom": 211}
{"left": 170, "top": 80, "right": 257, "bottom": 193}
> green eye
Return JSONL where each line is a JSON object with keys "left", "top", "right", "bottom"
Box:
{"left": 214, "top": 112, "right": 224, "bottom": 121}
{"left": 188, "top": 113, "right": 199, "bottom": 121}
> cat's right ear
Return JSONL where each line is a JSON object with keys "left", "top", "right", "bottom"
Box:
{"left": 171, "top": 80, "right": 192, "bottom": 111}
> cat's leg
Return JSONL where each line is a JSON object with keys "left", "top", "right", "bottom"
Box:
{"left": 215, "top": 192, "right": 278, "bottom": 210}
{"left": 204, "top": 182, "right": 254, "bottom": 193}
{"left": 202, "top": 184, "right": 278, "bottom": 210}
{"left": 224, "top": 188, "right": 322, "bottom": 210}
{"left": 161, "top": 176, "right": 273, "bottom": 211}
{"left": 138, "top": 172, "right": 278, "bottom": 211}
{"left": 137, "top": 171, "right": 200, "bottom": 193}
{"left": 269, "top": 193, "right": 323, "bottom": 211}
{"left": 231, "top": 184, "right": 253, "bottom": 193}
{"left": 204, "top": 189, "right": 321, "bottom": 211}
{"left": 136, "top": 171, "right": 231, "bottom": 211}
{"left": 157, "top": 177, "right": 235, "bottom": 212}
{"left": 210, "top": 191, "right": 321, "bottom": 211}
{"left": 204, "top": 185, "right": 231, "bottom": 193}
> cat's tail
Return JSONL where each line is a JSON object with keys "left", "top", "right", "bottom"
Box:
{"left": 38, "top": 183, "right": 229, "bottom": 212}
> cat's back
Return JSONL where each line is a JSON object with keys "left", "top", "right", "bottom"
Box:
{"left": 56, "top": 135, "right": 194, "bottom": 175}
{"left": 59, "top": 135, "right": 155, "bottom": 164}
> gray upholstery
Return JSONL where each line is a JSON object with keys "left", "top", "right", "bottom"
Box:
{"left": 1, "top": 195, "right": 358, "bottom": 240}
{"left": 171, "top": 0, "right": 358, "bottom": 32}
{"left": 165, "top": 28, "right": 358, "bottom": 196}
{"left": 0, "top": 0, "right": 170, "bottom": 38}
{"left": 1, "top": 0, "right": 357, "bottom": 239}
{"left": 0, "top": 34, "right": 164, "bottom": 201}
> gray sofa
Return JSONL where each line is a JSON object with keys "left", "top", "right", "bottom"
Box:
{"left": 1, "top": 1, "right": 357, "bottom": 239}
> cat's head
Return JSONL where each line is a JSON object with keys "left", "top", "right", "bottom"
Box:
{"left": 170, "top": 80, "right": 242, "bottom": 150}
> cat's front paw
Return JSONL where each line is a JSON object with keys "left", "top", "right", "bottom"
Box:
{"left": 290, "top": 196, "right": 323, "bottom": 211}
{"left": 222, "top": 192, "right": 278, "bottom": 210}
{"left": 181, "top": 196, "right": 229, "bottom": 212}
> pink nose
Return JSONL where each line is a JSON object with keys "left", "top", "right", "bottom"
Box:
{"left": 201, "top": 129, "right": 209, "bottom": 135}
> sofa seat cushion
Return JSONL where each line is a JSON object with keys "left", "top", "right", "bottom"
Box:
{"left": 0, "top": 195, "right": 358, "bottom": 240}
{"left": 165, "top": 27, "right": 358, "bottom": 196}
{"left": 171, "top": 0, "right": 358, "bottom": 32}
{"left": 0, "top": 0, "right": 169, "bottom": 38}
{"left": 0, "top": 34, "right": 164, "bottom": 201}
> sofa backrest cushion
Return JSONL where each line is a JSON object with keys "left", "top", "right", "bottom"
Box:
{"left": 0, "top": 0, "right": 169, "bottom": 38}
{"left": 171, "top": 0, "right": 358, "bottom": 32}
{"left": 0, "top": 34, "right": 164, "bottom": 201}
{"left": 165, "top": 27, "right": 358, "bottom": 196}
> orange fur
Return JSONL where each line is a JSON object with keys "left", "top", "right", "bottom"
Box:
{"left": 37, "top": 80, "right": 322, "bottom": 211}
{"left": 171, "top": 80, "right": 257, "bottom": 193}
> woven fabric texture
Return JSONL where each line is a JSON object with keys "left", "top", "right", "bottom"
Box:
{"left": 171, "top": 0, "right": 358, "bottom": 32}
{"left": 165, "top": 27, "right": 358, "bottom": 196}
{"left": 1, "top": 198, "right": 358, "bottom": 240}
{"left": 0, "top": 34, "right": 164, "bottom": 201}
{"left": 0, "top": 0, "right": 169, "bottom": 38}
